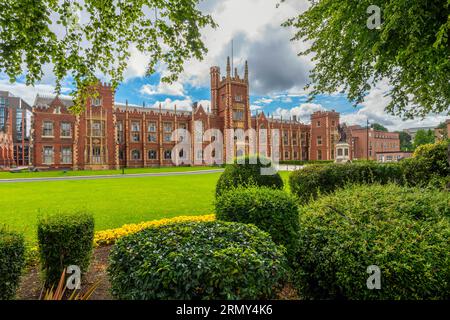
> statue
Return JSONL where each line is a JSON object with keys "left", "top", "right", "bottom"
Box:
{"left": 335, "top": 124, "right": 351, "bottom": 163}
{"left": 338, "top": 124, "right": 347, "bottom": 143}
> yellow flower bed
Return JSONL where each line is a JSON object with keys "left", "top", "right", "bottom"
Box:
{"left": 94, "top": 214, "right": 215, "bottom": 246}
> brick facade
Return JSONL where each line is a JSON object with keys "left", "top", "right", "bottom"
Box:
{"left": 350, "top": 127, "right": 401, "bottom": 160}
{"left": 309, "top": 111, "right": 340, "bottom": 161}
{"left": 29, "top": 59, "right": 317, "bottom": 169}
{"left": 3, "top": 58, "right": 405, "bottom": 170}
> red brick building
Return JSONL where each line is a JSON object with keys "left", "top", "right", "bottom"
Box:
{"left": 376, "top": 151, "right": 413, "bottom": 163}
{"left": 349, "top": 126, "right": 401, "bottom": 161}
{"left": 29, "top": 59, "right": 315, "bottom": 169}
{"left": 3, "top": 58, "right": 401, "bottom": 170}
{"left": 309, "top": 111, "right": 340, "bottom": 160}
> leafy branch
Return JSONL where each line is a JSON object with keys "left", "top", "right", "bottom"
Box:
{"left": 0, "top": 0, "right": 217, "bottom": 114}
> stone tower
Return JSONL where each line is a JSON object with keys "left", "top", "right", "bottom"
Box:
{"left": 210, "top": 57, "right": 251, "bottom": 161}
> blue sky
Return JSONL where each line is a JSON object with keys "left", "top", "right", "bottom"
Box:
{"left": 115, "top": 75, "right": 360, "bottom": 116}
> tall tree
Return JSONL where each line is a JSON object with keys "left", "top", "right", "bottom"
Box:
{"left": 413, "top": 129, "right": 435, "bottom": 149}
{"left": 396, "top": 131, "right": 413, "bottom": 151}
{"left": 0, "top": 0, "right": 216, "bottom": 113}
{"left": 371, "top": 123, "right": 388, "bottom": 132}
{"left": 281, "top": 0, "right": 450, "bottom": 119}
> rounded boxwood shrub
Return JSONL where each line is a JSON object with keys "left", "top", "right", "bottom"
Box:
{"left": 401, "top": 140, "right": 450, "bottom": 186}
{"left": 108, "top": 221, "right": 288, "bottom": 300}
{"left": 37, "top": 212, "right": 94, "bottom": 286}
{"left": 0, "top": 228, "right": 25, "bottom": 300}
{"left": 215, "top": 186, "right": 299, "bottom": 261}
{"left": 216, "top": 155, "right": 284, "bottom": 197}
{"left": 289, "top": 162, "right": 404, "bottom": 203}
{"left": 294, "top": 184, "right": 450, "bottom": 300}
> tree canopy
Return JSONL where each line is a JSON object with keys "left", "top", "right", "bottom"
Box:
{"left": 371, "top": 123, "right": 388, "bottom": 132}
{"left": 396, "top": 131, "right": 413, "bottom": 151}
{"left": 282, "top": 0, "right": 450, "bottom": 119}
{"left": 414, "top": 129, "right": 435, "bottom": 149}
{"left": 0, "top": 0, "right": 216, "bottom": 113}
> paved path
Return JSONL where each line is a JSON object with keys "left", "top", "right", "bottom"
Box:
{"left": 0, "top": 169, "right": 225, "bottom": 184}
{"left": 275, "top": 164, "right": 305, "bottom": 172}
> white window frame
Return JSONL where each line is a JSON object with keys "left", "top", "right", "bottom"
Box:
{"left": 42, "top": 121, "right": 54, "bottom": 137}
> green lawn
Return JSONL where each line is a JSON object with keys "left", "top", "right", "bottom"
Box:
{"left": 0, "top": 166, "right": 219, "bottom": 179}
{"left": 0, "top": 170, "right": 292, "bottom": 243}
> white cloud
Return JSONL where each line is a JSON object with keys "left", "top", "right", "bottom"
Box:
{"left": 254, "top": 98, "right": 273, "bottom": 104}
{"left": 151, "top": 98, "right": 211, "bottom": 112}
{"left": 0, "top": 79, "right": 71, "bottom": 106}
{"left": 140, "top": 82, "right": 185, "bottom": 97}
{"left": 170, "top": 0, "right": 312, "bottom": 92}
{"left": 251, "top": 105, "right": 263, "bottom": 111}
{"left": 123, "top": 46, "right": 151, "bottom": 80}
{"left": 340, "top": 81, "right": 448, "bottom": 131}
{"left": 272, "top": 103, "right": 325, "bottom": 123}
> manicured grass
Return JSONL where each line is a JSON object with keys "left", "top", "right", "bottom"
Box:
{"left": 279, "top": 171, "right": 291, "bottom": 192}
{"left": 0, "top": 170, "right": 293, "bottom": 243}
{"left": 0, "top": 166, "right": 218, "bottom": 179}
{"left": 0, "top": 173, "right": 222, "bottom": 242}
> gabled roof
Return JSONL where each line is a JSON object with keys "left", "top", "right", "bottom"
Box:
{"left": 34, "top": 94, "right": 74, "bottom": 108}
{"left": 256, "top": 111, "right": 267, "bottom": 122}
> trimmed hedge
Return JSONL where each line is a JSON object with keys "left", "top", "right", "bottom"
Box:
{"left": 108, "top": 221, "right": 288, "bottom": 300}
{"left": 289, "top": 162, "right": 404, "bottom": 203}
{"left": 280, "top": 160, "right": 374, "bottom": 166}
{"left": 294, "top": 184, "right": 450, "bottom": 300}
{"left": 0, "top": 228, "right": 26, "bottom": 300}
{"left": 215, "top": 186, "right": 299, "bottom": 261}
{"left": 279, "top": 160, "right": 334, "bottom": 166}
{"left": 37, "top": 212, "right": 94, "bottom": 286}
{"left": 401, "top": 139, "right": 450, "bottom": 185}
{"left": 216, "top": 155, "right": 283, "bottom": 197}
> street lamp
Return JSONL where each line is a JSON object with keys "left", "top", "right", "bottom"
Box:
{"left": 366, "top": 118, "right": 370, "bottom": 160}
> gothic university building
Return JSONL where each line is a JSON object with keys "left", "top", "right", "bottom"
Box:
{"left": 0, "top": 58, "right": 405, "bottom": 170}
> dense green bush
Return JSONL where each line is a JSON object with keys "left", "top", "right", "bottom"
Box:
{"left": 108, "top": 221, "right": 288, "bottom": 300}
{"left": 280, "top": 160, "right": 373, "bottom": 166}
{"left": 0, "top": 228, "right": 26, "bottom": 300}
{"left": 216, "top": 155, "right": 284, "bottom": 197}
{"left": 37, "top": 212, "right": 94, "bottom": 286}
{"left": 294, "top": 184, "right": 450, "bottom": 300}
{"left": 279, "top": 160, "right": 333, "bottom": 166}
{"left": 401, "top": 139, "right": 450, "bottom": 185}
{"left": 289, "top": 162, "right": 404, "bottom": 203}
{"left": 215, "top": 186, "right": 299, "bottom": 261}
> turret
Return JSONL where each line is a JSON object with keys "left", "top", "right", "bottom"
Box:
{"left": 244, "top": 61, "right": 249, "bottom": 82}
{"left": 210, "top": 66, "right": 220, "bottom": 115}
